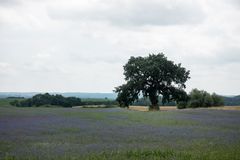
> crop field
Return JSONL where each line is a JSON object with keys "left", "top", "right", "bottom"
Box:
{"left": 0, "top": 105, "right": 240, "bottom": 159}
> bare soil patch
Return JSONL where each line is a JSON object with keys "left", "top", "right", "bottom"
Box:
{"left": 211, "top": 106, "right": 240, "bottom": 111}
{"left": 129, "top": 106, "right": 149, "bottom": 111}
{"left": 129, "top": 106, "right": 177, "bottom": 111}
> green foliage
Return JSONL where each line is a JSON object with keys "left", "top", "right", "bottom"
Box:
{"left": 177, "top": 101, "right": 188, "bottom": 109}
{"left": 3, "top": 146, "right": 240, "bottom": 160}
{"left": 9, "top": 100, "right": 19, "bottom": 106}
{"left": 82, "top": 98, "right": 117, "bottom": 106}
{"left": 188, "top": 89, "right": 212, "bottom": 107}
{"left": 84, "top": 146, "right": 240, "bottom": 160}
{"left": 115, "top": 53, "right": 190, "bottom": 110}
{"left": 177, "top": 89, "right": 224, "bottom": 109}
{"left": 12, "top": 93, "right": 82, "bottom": 107}
{"left": 0, "top": 98, "right": 22, "bottom": 107}
{"left": 115, "top": 81, "right": 139, "bottom": 107}
{"left": 11, "top": 94, "right": 117, "bottom": 108}
{"left": 212, "top": 93, "right": 224, "bottom": 106}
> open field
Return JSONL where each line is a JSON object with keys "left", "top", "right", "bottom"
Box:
{"left": 0, "top": 105, "right": 240, "bottom": 160}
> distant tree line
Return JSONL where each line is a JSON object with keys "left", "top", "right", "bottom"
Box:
{"left": 8, "top": 90, "right": 225, "bottom": 108}
{"left": 10, "top": 93, "right": 82, "bottom": 107}
{"left": 7, "top": 97, "right": 25, "bottom": 99}
{"left": 82, "top": 99, "right": 118, "bottom": 106}
{"left": 177, "top": 89, "right": 224, "bottom": 109}
{"left": 118, "top": 89, "right": 224, "bottom": 109}
{"left": 10, "top": 93, "right": 118, "bottom": 107}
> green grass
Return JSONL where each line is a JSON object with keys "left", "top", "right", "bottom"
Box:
{"left": 3, "top": 144, "right": 240, "bottom": 160}
{"left": 83, "top": 146, "right": 240, "bottom": 160}
{"left": 58, "top": 108, "right": 197, "bottom": 126}
{"left": 61, "top": 110, "right": 109, "bottom": 120}
{"left": 0, "top": 98, "right": 16, "bottom": 107}
{"left": 120, "top": 110, "right": 198, "bottom": 126}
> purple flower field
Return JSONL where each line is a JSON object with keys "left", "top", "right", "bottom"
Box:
{"left": 0, "top": 107, "right": 240, "bottom": 159}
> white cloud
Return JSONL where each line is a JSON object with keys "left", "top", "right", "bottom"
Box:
{"left": 0, "top": 0, "right": 240, "bottom": 94}
{"left": 48, "top": 0, "right": 206, "bottom": 26}
{"left": 0, "top": 62, "right": 10, "bottom": 68}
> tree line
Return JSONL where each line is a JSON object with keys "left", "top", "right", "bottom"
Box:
{"left": 117, "top": 88, "right": 224, "bottom": 108}
{"left": 10, "top": 93, "right": 117, "bottom": 107}
{"left": 10, "top": 93, "right": 83, "bottom": 107}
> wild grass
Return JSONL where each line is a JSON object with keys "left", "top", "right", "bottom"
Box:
{"left": 3, "top": 144, "right": 240, "bottom": 160}
{"left": 83, "top": 146, "right": 240, "bottom": 160}
{"left": 0, "top": 98, "right": 16, "bottom": 107}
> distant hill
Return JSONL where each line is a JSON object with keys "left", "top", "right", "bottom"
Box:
{"left": 223, "top": 95, "right": 240, "bottom": 106}
{"left": 0, "top": 92, "right": 117, "bottom": 99}
{"left": 0, "top": 92, "right": 37, "bottom": 98}
{"left": 61, "top": 92, "right": 117, "bottom": 99}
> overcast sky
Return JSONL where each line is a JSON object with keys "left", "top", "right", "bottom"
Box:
{"left": 0, "top": 0, "right": 240, "bottom": 95}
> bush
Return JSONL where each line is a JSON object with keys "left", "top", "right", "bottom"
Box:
{"left": 177, "top": 89, "right": 224, "bottom": 109}
{"left": 177, "top": 101, "right": 188, "bottom": 109}
{"left": 9, "top": 100, "right": 19, "bottom": 106}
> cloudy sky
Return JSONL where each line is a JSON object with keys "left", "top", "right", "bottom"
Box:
{"left": 0, "top": 0, "right": 240, "bottom": 95}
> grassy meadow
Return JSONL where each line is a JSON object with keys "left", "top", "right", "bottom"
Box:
{"left": 0, "top": 99, "right": 240, "bottom": 159}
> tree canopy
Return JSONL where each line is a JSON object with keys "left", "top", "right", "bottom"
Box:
{"left": 177, "top": 89, "right": 224, "bottom": 109}
{"left": 10, "top": 93, "right": 118, "bottom": 107}
{"left": 115, "top": 53, "right": 190, "bottom": 110}
{"left": 11, "top": 93, "right": 83, "bottom": 107}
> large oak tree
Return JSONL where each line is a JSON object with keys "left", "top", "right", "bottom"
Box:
{"left": 115, "top": 53, "right": 190, "bottom": 110}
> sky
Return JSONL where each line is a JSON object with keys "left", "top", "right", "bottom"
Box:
{"left": 0, "top": 0, "right": 240, "bottom": 95}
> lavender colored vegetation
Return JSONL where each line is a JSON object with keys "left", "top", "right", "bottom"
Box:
{"left": 0, "top": 106, "right": 240, "bottom": 159}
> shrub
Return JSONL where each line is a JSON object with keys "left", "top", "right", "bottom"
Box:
{"left": 177, "top": 101, "right": 188, "bottom": 109}
{"left": 178, "top": 89, "right": 224, "bottom": 109}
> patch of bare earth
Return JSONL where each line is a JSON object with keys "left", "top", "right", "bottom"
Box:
{"left": 211, "top": 106, "right": 240, "bottom": 111}
{"left": 129, "top": 106, "right": 177, "bottom": 111}
{"left": 129, "top": 106, "right": 149, "bottom": 111}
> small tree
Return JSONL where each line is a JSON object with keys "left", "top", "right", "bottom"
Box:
{"left": 115, "top": 53, "right": 190, "bottom": 110}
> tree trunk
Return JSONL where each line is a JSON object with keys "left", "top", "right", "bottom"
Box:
{"left": 149, "top": 92, "right": 159, "bottom": 111}
{"left": 150, "top": 104, "right": 159, "bottom": 111}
